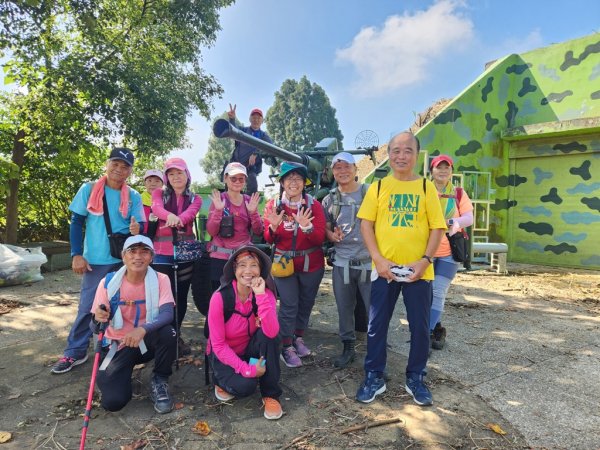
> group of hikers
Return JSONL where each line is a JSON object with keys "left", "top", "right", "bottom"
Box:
{"left": 52, "top": 107, "right": 473, "bottom": 422}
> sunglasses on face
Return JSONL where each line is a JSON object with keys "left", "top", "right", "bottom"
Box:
{"left": 228, "top": 176, "right": 246, "bottom": 183}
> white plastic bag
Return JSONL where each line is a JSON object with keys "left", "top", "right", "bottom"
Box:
{"left": 0, "top": 244, "right": 47, "bottom": 287}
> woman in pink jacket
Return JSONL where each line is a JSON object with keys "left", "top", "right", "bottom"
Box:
{"left": 206, "top": 162, "right": 263, "bottom": 292}
{"left": 207, "top": 246, "right": 283, "bottom": 420}
{"left": 151, "top": 158, "right": 202, "bottom": 355}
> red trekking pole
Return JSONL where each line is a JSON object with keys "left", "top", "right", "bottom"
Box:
{"left": 79, "top": 305, "right": 108, "bottom": 450}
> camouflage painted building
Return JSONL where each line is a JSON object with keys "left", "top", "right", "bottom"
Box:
{"left": 371, "top": 32, "right": 600, "bottom": 269}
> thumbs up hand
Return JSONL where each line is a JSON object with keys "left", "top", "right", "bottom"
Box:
{"left": 129, "top": 216, "right": 141, "bottom": 235}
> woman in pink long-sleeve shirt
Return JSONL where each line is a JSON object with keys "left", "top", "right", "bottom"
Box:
{"left": 151, "top": 157, "right": 202, "bottom": 355}
{"left": 206, "top": 245, "right": 283, "bottom": 420}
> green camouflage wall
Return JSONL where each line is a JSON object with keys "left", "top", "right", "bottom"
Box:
{"left": 376, "top": 33, "right": 600, "bottom": 268}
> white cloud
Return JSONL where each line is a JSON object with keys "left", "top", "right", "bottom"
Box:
{"left": 335, "top": 0, "right": 474, "bottom": 97}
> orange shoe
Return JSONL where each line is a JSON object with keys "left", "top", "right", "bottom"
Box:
{"left": 214, "top": 385, "right": 234, "bottom": 402}
{"left": 262, "top": 397, "right": 283, "bottom": 420}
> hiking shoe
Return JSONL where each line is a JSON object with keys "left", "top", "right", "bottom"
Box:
{"left": 356, "top": 372, "right": 386, "bottom": 403}
{"left": 405, "top": 375, "right": 433, "bottom": 406}
{"left": 50, "top": 355, "right": 89, "bottom": 374}
{"left": 178, "top": 337, "right": 192, "bottom": 356}
{"left": 280, "top": 346, "right": 302, "bottom": 368}
{"left": 431, "top": 323, "right": 446, "bottom": 350}
{"left": 214, "top": 385, "right": 235, "bottom": 402}
{"left": 334, "top": 341, "right": 356, "bottom": 368}
{"left": 262, "top": 397, "right": 283, "bottom": 420}
{"left": 150, "top": 375, "right": 174, "bottom": 414}
{"left": 293, "top": 337, "right": 311, "bottom": 357}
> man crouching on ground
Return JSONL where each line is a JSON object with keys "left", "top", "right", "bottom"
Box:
{"left": 91, "top": 235, "right": 177, "bottom": 414}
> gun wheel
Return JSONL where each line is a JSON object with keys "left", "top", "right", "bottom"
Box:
{"left": 355, "top": 130, "right": 379, "bottom": 150}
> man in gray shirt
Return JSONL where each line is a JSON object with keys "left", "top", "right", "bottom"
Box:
{"left": 322, "top": 152, "right": 371, "bottom": 368}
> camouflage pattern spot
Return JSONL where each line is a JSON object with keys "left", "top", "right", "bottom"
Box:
{"left": 496, "top": 174, "right": 527, "bottom": 187}
{"left": 538, "top": 64, "right": 560, "bottom": 81}
{"left": 590, "top": 63, "right": 600, "bottom": 81}
{"left": 481, "top": 77, "right": 494, "bottom": 102}
{"left": 591, "top": 90, "right": 600, "bottom": 100}
{"left": 522, "top": 206, "right": 552, "bottom": 217}
{"left": 491, "top": 199, "right": 517, "bottom": 211}
{"left": 530, "top": 144, "right": 554, "bottom": 156}
{"left": 456, "top": 165, "right": 478, "bottom": 172}
{"left": 433, "top": 109, "right": 462, "bottom": 124}
{"left": 560, "top": 40, "right": 600, "bottom": 71}
{"left": 517, "top": 241, "right": 544, "bottom": 252}
{"left": 561, "top": 211, "right": 600, "bottom": 224}
{"left": 581, "top": 196, "right": 600, "bottom": 212}
{"left": 506, "top": 63, "right": 532, "bottom": 74}
{"left": 540, "top": 187, "right": 562, "bottom": 204}
{"left": 533, "top": 167, "right": 553, "bottom": 184}
{"left": 484, "top": 113, "right": 499, "bottom": 131}
{"left": 455, "top": 140, "right": 481, "bottom": 156}
{"left": 541, "top": 90, "right": 573, "bottom": 105}
{"left": 582, "top": 255, "right": 600, "bottom": 265}
{"left": 505, "top": 101, "right": 518, "bottom": 128}
{"left": 478, "top": 156, "right": 502, "bottom": 169}
{"left": 567, "top": 182, "right": 600, "bottom": 194}
{"left": 518, "top": 77, "right": 537, "bottom": 97}
{"left": 518, "top": 221, "right": 554, "bottom": 236}
{"left": 554, "top": 142, "right": 587, "bottom": 154}
{"left": 519, "top": 98, "right": 537, "bottom": 117}
{"left": 554, "top": 232, "right": 587, "bottom": 243}
{"left": 569, "top": 160, "right": 591, "bottom": 180}
{"left": 544, "top": 243, "right": 578, "bottom": 254}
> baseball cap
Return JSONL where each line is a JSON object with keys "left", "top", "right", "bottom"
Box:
{"left": 122, "top": 235, "right": 154, "bottom": 254}
{"left": 250, "top": 108, "right": 263, "bottom": 117}
{"left": 109, "top": 147, "right": 135, "bottom": 166}
{"left": 330, "top": 152, "right": 356, "bottom": 168}
{"left": 224, "top": 162, "right": 248, "bottom": 177}
{"left": 430, "top": 154, "right": 454, "bottom": 169}
{"left": 143, "top": 169, "right": 164, "bottom": 181}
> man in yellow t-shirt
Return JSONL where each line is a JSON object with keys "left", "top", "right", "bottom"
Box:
{"left": 355, "top": 132, "right": 446, "bottom": 407}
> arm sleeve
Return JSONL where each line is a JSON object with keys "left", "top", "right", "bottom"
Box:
{"left": 70, "top": 212, "right": 86, "bottom": 257}
{"left": 151, "top": 189, "right": 171, "bottom": 220}
{"left": 178, "top": 194, "right": 202, "bottom": 225}
{"left": 89, "top": 277, "right": 110, "bottom": 332}
{"left": 456, "top": 190, "right": 474, "bottom": 228}
{"left": 208, "top": 291, "right": 257, "bottom": 378}
{"left": 141, "top": 304, "right": 174, "bottom": 334}
{"left": 255, "top": 290, "right": 279, "bottom": 338}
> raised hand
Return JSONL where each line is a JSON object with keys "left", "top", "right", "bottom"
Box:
{"left": 250, "top": 276, "right": 266, "bottom": 295}
{"left": 248, "top": 153, "right": 257, "bottom": 167}
{"left": 266, "top": 208, "right": 285, "bottom": 230}
{"left": 210, "top": 189, "right": 225, "bottom": 211}
{"left": 129, "top": 216, "right": 140, "bottom": 235}
{"left": 292, "top": 207, "right": 314, "bottom": 228}
{"left": 227, "top": 103, "right": 237, "bottom": 120}
{"left": 246, "top": 192, "right": 260, "bottom": 213}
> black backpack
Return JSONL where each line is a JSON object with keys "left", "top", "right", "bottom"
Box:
{"left": 203, "top": 283, "right": 258, "bottom": 385}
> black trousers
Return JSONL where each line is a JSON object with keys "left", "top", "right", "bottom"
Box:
{"left": 210, "top": 328, "right": 282, "bottom": 399}
{"left": 153, "top": 261, "right": 194, "bottom": 329}
{"left": 97, "top": 325, "right": 176, "bottom": 412}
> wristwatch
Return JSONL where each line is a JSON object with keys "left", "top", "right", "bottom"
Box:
{"left": 422, "top": 255, "right": 433, "bottom": 264}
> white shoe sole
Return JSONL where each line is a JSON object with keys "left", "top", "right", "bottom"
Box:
{"left": 214, "top": 386, "right": 235, "bottom": 402}
{"left": 357, "top": 384, "right": 386, "bottom": 403}
{"left": 51, "top": 354, "right": 89, "bottom": 374}
{"left": 280, "top": 354, "right": 302, "bottom": 368}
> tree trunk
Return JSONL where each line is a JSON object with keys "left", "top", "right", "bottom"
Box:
{"left": 4, "top": 129, "right": 26, "bottom": 244}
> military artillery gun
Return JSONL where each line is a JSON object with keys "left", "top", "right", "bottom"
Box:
{"left": 212, "top": 118, "right": 378, "bottom": 199}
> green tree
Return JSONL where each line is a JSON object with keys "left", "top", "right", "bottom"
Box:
{"left": 0, "top": 0, "right": 233, "bottom": 243}
{"left": 200, "top": 112, "right": 234, "bottom": 188}
{"left": 267, "top": 76, "right": 343, "bottom": 153}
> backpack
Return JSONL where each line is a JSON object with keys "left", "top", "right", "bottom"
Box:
{"left": 203, "top": 283, "right": 258, "bottom": 384}
{"left": 329, "top": 183, "right": 370, "bottom": 225}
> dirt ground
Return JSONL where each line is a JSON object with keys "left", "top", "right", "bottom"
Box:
{"left": 1, "top": 264, "right": 599, "bottom": 449}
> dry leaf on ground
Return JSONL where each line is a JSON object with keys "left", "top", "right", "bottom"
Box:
{"left": 0, "top": 432, "right": 12, "bottom": 443}
{"left": 192, "top": 421, "right": 211, "bottom": 436}
{"left": 119, "top": 438, "right": 147, "bottom": 450}
{"left": 487, "top": 423, "right": 507, "bottom": 435}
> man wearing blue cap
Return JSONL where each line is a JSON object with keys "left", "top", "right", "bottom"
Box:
{"left": 51, "top": 147, "right": 145, "bottom": 374}
{"left": 322, "top": 152, "right": 372, "bottom": 368}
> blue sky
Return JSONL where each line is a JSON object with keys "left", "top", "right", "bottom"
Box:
{"left": 174, "top": 0, "right": 600, "bottom": 186}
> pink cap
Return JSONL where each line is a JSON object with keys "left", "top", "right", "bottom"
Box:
{"left": 163, "top": 157, "right": 191, "bottom": 184}
{"left": 430, "top": 155, "right": 454, "bottom": 169}
{"left": 250, "top": 108, "right": 263, "bottom": 117}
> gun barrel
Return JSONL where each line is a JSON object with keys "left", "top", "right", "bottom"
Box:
{"left": 213, "top": 119, "right": 304, "bottom": 165}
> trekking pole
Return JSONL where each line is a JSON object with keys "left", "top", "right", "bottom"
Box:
{"left": 79, "top": 305, "right": 108, "bottom": 450}
{"left": 171, "top": 227, "right": 180, "bottom": 370}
